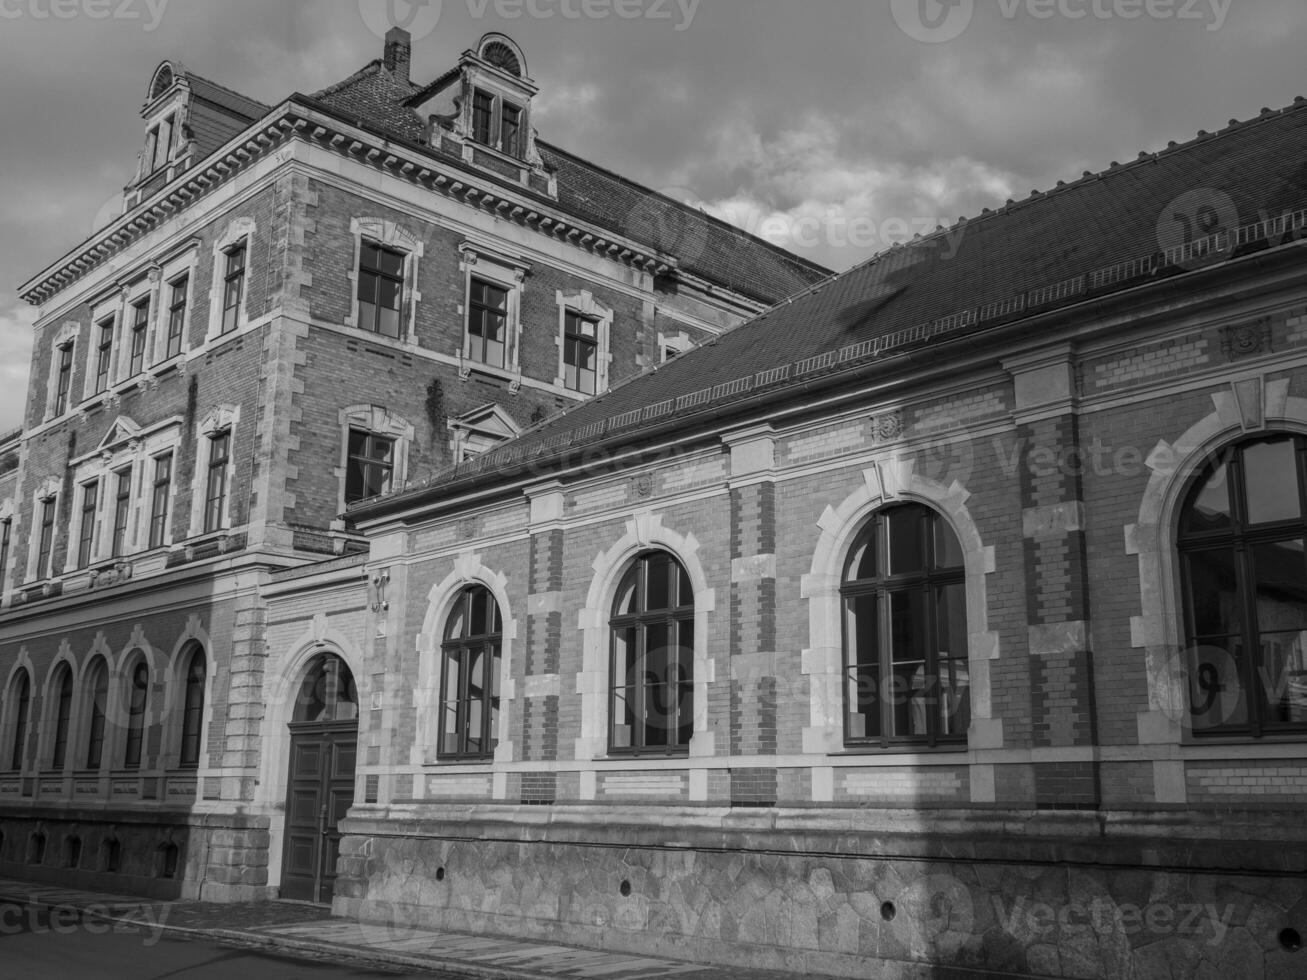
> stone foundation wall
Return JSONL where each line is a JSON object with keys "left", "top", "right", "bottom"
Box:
{"left": 0, "top": 807, "right": 271, "bottom": 902}
{"left": 335, "top": 805, "right": 1307, "bottom": 980}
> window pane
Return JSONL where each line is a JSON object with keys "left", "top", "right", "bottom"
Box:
{"left": 645, "top": 554, "right": 672, "bottom": 611}
{"left": 890, "top": 660, "right": 930, "bottom": 737}
{"left": 1187, "top": 638, "right": 1248, "bottom": 732}
{"left": 444, "top": 602, "right": 466, "bottom": 642}
{"left": 614, "top": 567, "right": 638, "bottom": 617}
{"left": 887, "top": 507, "right": 925, "bottom": 575}
{"left": 378, "top": 247, "right": 404, "bottom": 277}
{"left": 889, "top": 589, "right": 927, "bottom": 664}
{"left": 469, "top": 589, "right": 489, "bottom": 636}
{"left": 934, "top": 518, "right": 964, "bottom": 569}
{"left": 1182, "top": 462, "right": 1233, "bottom": 534}
{"left": 844, "top": 594, "right": 879, "bottom": 740}
{"left": 378, "top": 306, "right": 400, "bottom": 339}
{"left": 844, "top": 525, "right": 877, "bottom": 582}
{"left": 1186, "top": 549, "right": 1243, "bottom": 637}
{"left": 611, "top": 627, "right": 637, "bottom": 748}
{"left": 936, "top": 583, "right": 968, "bottom": 656}
{"left": 939, "top": 659, "right": 970, "bottom": 737}
{"left": 1260, "top": 630, "right": 1307, "bottom": 726}
{"left": 1253, "top": 539, "right": 1307, "bottom": 631}
{"left": 1244, "top": 440, "right": 1301, "bottom": 525}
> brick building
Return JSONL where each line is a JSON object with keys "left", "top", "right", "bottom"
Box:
{"left": 338, "top": 97, "right": 1307, "bottom": 976}
{"left": 0, "top": 30, "right": 827, "bottom": 903}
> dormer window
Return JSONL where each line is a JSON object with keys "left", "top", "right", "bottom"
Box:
{"left": 144, "top": 113, "right": 174, "bottom": 175}
{"left": 470, "top": 88, "right": 525, "bottom": 158}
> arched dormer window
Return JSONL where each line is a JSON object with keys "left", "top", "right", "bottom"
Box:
{"left": 1178, "top": 435, "right": 1307, "bottom": 737}
{"left": 841, "top": 503, "right": 969, "bottom": 748}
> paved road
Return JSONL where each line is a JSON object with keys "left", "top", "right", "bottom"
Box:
{"left": 0, "top": 904, "right": 458, "bottom": 979}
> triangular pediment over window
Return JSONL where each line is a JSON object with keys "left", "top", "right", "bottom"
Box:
{"left": 449, "top": 403, "right": 522, "bottom": 462}
{"left": 97, "top": 416, "right": 142, "bottom": 453}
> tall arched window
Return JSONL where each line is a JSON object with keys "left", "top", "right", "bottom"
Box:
{"left": 179, "top": 647, "right": 206, "bottom": 767}
{"left": 50, "top": 665, "right": 73, "bottom": 770}
{"left": 842, "top": 503, "right": 969, "bottom": 748}
{"left": 1178, "top": 436, "right": 1307, "bottom": 737}
{"left": 439, "top": 586, "right": 502, "bottom": 760}
{"left": 8, "top": 670, "right": 31, "bottom": 771}
{"left": 609, "top": 552, "right": 694, "bottom": 756}
{"left": 85, "top": 658, "right": 109, "bottom": 770}
{"left": 123, "top": 662, "right": 149, "bottom": 769}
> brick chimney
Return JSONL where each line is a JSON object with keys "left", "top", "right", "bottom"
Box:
{"left": 384, "top": 27, "right": 411, "bottom": 83}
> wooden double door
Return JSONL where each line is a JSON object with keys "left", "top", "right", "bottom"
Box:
{"left": 280, "top": 723, "right": 356, "bottom": 904}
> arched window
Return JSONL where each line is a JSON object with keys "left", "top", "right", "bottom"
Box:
{"left": 8, "top": 670, "right": 31, "bottom": 771}
{"left": 1178, "top": 436, "right": 1307, "bottom": 737}
{"left": 293, "top": 655, "right": 357, "bottom": 724}
{"left": 842, "top": 503, "right": 969, "bottom": 748}
{"left": 123, "top": 662, "right": 149, "bottom": 769}
{"left": 85, "top": 658, "right": 109, "bottom": 769}
{"left": 609, "top": 552, "right": 694, "bottom": 756}
{"left": 179, "top": 647, "right": 206, "bottom": 767}
{"left": 439, "top": 586, "right": 502, "bottom": 760}
{"left": 50, "top": 665, "right": 73, "bottom": 770}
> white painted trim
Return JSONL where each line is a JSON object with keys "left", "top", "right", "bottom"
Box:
{"left": 554, "top": 289, "right": 614, "bottom": 394}
{"left": 575, "top": 511, "right": 717, "bottom": 790}
{"left": 346, "top": 217, "right": 424, "bottom": 344}
{"left": 414, "top": 552, "right": 519, "bottom": 775}
{"left": 800, "top": 458, "right": 999, "bottom": 772}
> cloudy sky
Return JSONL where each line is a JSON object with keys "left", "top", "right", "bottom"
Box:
{"left": 0, "top": 0, "right": 1304, "bottom": 431}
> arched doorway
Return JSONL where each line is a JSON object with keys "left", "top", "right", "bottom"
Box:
{"left": 280, "top": 654, "right": 358, "bottom": 904}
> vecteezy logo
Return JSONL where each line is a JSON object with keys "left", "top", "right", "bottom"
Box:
{"left": 358, "top": 0, "right": 443, "bottom": 42}
{"left": 1156, "top": 188, "right": 1239, "bottom": 272}
{"left": 890, "top": 0, "right": 974, "bottom": 43}
{"left": 888, "top": 874, "right": 975, "bottom": 958}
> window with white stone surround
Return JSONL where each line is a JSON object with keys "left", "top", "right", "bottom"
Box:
{"left": 336, "top": 405, "right": 415, "bottom": 516}
{"left": 44, "top": 321, "right": 79, "bottom": 421}
{"left": 189, "top": 405, "right": 240, "bottom": 536}
{"left": 555, "top": 291, "right": 613, "bottom": 396}
{"left": 457, "top": 240, "right": 527, "bottom": 389}
{"left": 206, "top": 217, "right": 255, "bottom": 342}
{"left": 347, "top": 218, "right": 423, "bottom": 343}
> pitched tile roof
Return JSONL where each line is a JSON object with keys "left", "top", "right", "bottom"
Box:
{"left": 307, "top": 64, "right": 829, "bottom": 305}
{"left": 356, "top": 96, "right": 1307, "bottom": 512}
{"left": 182, "top": 71, "right": 271, "bottom": 161}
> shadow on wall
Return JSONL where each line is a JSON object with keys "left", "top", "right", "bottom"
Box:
{"left": 0, "top": 818, "right": 187, "bottom": 901}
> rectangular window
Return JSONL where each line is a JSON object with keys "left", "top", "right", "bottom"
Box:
{"left": 0, "top": 518, "right": 10, "bottom": 584}
{"left": 144, "top": 127, "right": 158, "bottom": 174}
{"left": 78, "top": 481, "right": 99, "bottom": 568}
{"left": 54, "top": 343, "right": 74, "bottom": 415}
{"left": 345, "top": 430, "right": 395, "bottom": 504}
{"left": 472, "top": 90, "right": 495, "bottom": 145}
{"left": 563, "top": 312, "right": 599, "bottom": 395}
{"left": 165, "top": 275, "right": 188, "bottom": 359}
{"left": 204, "top": 431, "right": 230, "bottom": 533}
{"left": 111, "top": 468, "right": 132, "bottom": 558}
{"left": 500, "top": 102, "right": 522, "bottom": 156}
{"left": 466, "top": 278, "right": 508, "bottom": 368}
{"left": 221, "top": 244, "right": 246, "bottom": 335}
{"left": 128, "top": 298, "right": 149, "bottom": 376}
{"left": 149, "top": 453, "right": 172, "bottom": 549}
{"left": 94, "top": 318, "right": 114, "bottom": 394}
{"left": 36, "top": 498, "right": 56, "bottom": 579}
{"left": 357, "top": 243, "right": 404, "bottom": 339}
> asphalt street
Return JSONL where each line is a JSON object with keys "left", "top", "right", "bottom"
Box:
{"left": 0, "top": 904, "right": 461, "bottom": 980}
